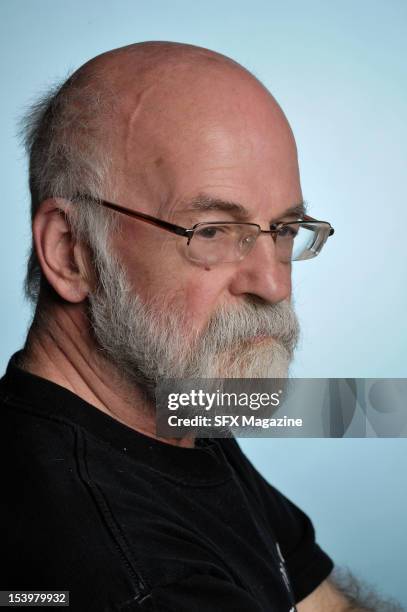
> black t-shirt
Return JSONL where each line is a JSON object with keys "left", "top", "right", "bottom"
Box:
{"left": 0, "top": 353, "right": 334, "bottom": 611}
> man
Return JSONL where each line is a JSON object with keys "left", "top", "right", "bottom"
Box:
{"left": 0, "top": 42, "right": 399, "bottom": 611}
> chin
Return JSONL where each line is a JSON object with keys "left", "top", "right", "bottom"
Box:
{"left": 210, "top": 343, "right": 291, "bottom": 379}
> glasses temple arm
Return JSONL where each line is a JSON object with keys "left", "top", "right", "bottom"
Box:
{"left": 75, "top": 195, "right": 191, "bottom": 237}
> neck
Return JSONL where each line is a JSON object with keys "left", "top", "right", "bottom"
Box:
{"left": 21, "top": 300, "right": 195, "bottom": 448}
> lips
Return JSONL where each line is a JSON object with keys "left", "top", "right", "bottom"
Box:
{"left": 250, "top": 334, "right": 273, "bottom": 344}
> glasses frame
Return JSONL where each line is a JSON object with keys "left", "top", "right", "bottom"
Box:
{"left": 74, "top": 194, "right": 334, "bottom": 259}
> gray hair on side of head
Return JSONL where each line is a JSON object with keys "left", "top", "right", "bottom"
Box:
{"left": 19, "top": 71, "right": 117, "bottom": 305}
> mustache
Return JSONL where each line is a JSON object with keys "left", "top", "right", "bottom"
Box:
{"left": 198, "top": 298, "right": 300, "bottom": 355}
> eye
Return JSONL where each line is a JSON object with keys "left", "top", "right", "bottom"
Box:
{"left": 195, "top": 226, "right": 225, "bottom": 239}
{"left": 277, "top": 225, "right": 298, "bottom": 238}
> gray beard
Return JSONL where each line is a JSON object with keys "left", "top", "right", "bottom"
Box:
{"left": 88, "top": 254, "right": 300, "bottom": 399}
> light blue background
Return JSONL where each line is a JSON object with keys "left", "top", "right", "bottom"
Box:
{"left": 1, "top": 0, "right": 406, "bottom": 605}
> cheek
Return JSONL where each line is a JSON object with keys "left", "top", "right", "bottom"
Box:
{"left": 181, "top": 282, "right": 220, "bottom": 329}
{"left": 112, "top": 225, "right": 232, "bottom": 328}
{"left": 155, "top": 269, "right": 230, "bottom": 335}
{"left": 113, "top": 225, "right": 180, "bottom": 295}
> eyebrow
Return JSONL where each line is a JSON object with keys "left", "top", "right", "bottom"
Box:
{"left": 180, "top": 193, "right": 308, "bottom": 223}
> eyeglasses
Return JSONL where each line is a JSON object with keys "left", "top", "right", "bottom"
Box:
{"left": 75, "top": 195, "right": 334, "bottom": 265}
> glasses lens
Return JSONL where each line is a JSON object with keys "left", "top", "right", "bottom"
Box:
{"left": 188, "top": 223, "right": 260, "bottom": 265}
{"left": 276, "top": 223, "right": 331, "bottom": 262}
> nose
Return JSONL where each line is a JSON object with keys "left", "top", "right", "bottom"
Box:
{"left": 228, "top": 232, "right": 292, "bottom": 304}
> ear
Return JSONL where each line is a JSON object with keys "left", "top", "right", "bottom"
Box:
{"left": 32, "top": 198, "right": 94, "bottom": 303}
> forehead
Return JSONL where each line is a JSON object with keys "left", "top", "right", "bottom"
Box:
{"left": 111, "top": 63, "right": 301, "bottom": 218}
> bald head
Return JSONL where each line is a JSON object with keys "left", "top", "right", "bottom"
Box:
{"left": 74, "top": 41, "right": 298, "bottom": 212}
